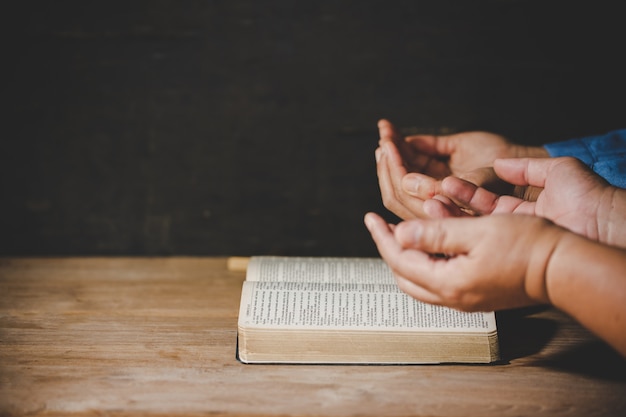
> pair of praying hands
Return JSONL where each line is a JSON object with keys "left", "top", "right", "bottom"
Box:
{"left": 374, "top": 119, "right": 622, "bottom": 247}
{"left": 365, "top": 119, "right": 626, "bottom": 357}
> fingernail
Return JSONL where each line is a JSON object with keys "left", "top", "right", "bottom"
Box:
{"left": 402, "top": 176, "right": 420, "bottom": 196}
{"left": 375, "top": 147, "right": 382, "bottom": 163}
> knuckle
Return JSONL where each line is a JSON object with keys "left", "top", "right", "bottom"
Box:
{"left": 435, "top": 278, "right": 484, "bottom": 312}
{"left": 420, "top": 221, "right": 448, "bottom": 252}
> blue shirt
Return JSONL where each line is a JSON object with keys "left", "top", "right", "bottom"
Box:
{"left": 544, "top": 129, "right": 626, "bottom": 189}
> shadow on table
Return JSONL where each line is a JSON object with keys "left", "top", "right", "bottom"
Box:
{"left": 496, "top": 307, "right": 626, "bottom": 382}
{"left": 496, "top": 306, "right": 557, "bottom": 361}
{"left": 535, "top": 341, "right": 626, "bottom": 382}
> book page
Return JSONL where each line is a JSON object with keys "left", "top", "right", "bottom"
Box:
{"left": 239, "top": 281, "right": 496, "bottom": 332}
{"left": 245, "top": 256, "right": 395, "bottom": 284}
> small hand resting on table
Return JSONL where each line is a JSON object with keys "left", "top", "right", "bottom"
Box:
{"left": 376, "top": 119, "right": 547, "bottom": 219}
{"left": 364, "top": 212, "right": 626, "bottom": 357}
{"left": 426, "top": 157, "right": 626, "bottom": 249}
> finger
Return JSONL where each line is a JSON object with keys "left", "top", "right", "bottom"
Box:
{"left": 382, "top": 218, "right": 475, "bottom": 294}
{"left": 512, "top": 185, "right": 544, "bottom": 202}
{"left": 457, "top": 167, "right": 515, "bottom": 195}
{"left": 379, "top": 121, "right": 424, "bottom": 174}
{"left": 382, "top": 140, "right": 406, "bottom": 172}
{"left": 378, "top": 119, "right": 407, "bottom": 153}
{"left": 377, "top": 119, "right": 397, "bottom": 141}
{"left": 376, "top": 146, "right": 397, "bottom": 207}
{"left": 382, "top": 141, "right": 427, "bottom": 218}
{"left": 402, "top": 135, "right": 454, "bottom": 178}
{"left": 491, "top": 196, "right": 535, "bottom": 215}
{"left": 377, "top": 123, "right": 394, "bottom": 147}
{"left": 442, "top": 176, "right": 534, "bottom": 215}
{"left": 404, "top": 133, "right": 457, "bottom": 158}
{"left": 364, "top": 213, "right": 434, "bottom": 270}
{"left": 423, "top": 195, "right": 467, "bottom": 218}
{"left": 394, "top": 275, "right": 442, "bottom": 306}
{"left": 393, "top": 217, "right": 472, "bottom": 256}
{"left": 457, "top": 167, "right": 496, "bottom": 186}
{"left": 378, "top": 120, "right": 454, "bottom": 178}
{"left": 376, "top": 145, "right": 421, "bottom": 219}
{"left": 493, "top": 157, "right": 558, "bottom": 188}
{"left": 521, "top": 185, "right": 543, "bottom": 202}
{"left": 401, "top": 173, "right": 443, "bottom": 199}
{"left": 440, "top": 176, "right": 500, "bottom": 215}
{"left": 363, "top": 212, "right": 406, "bottom": 258}
{"left": 366, "top": 214, "right": 448, "bottom": 294}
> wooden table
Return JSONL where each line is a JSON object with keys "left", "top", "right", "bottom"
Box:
{"left": 1, "top": 257, "right": 625, "bottom": 416}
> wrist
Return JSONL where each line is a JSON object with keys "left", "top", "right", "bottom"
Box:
{"left": 525, "top": 220, "right": 567, "bottom": 305}
{"left": 598, "top": 187, "right": 626, "bottom": 249}
{"left": 542, "top": 229, "right": 597, "bottom": 311}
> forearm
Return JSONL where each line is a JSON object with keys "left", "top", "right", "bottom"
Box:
{"left": 546, "top": 232, "right": 626, "bottom": 356}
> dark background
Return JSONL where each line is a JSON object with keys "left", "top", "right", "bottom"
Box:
{"left": 2, "top": 1, "right": 625, "bottom": 257}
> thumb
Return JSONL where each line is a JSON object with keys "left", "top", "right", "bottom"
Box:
{"left": 493, "top": 157, "right": 557, "bottom": 188}
{"left": 394, "top": 217, "right": 473, "bottom": 255}
{"left": 406, "top": 133, "right": 458, "bottom": 157}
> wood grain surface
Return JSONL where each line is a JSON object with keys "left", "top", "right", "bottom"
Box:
{"left": 1, "top": 257, "right": 625, "bottom": 416}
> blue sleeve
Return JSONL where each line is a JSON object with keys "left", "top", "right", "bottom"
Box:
{"left": 543, "top": 129, "right": 626, "bottom": 188}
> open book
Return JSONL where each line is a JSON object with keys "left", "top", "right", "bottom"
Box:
{"left": 236, "top": 256, "right": 499, "bottom": 364}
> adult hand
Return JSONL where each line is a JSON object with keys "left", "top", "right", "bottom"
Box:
{"left": 375, "top": 119, "right": 547, "bottom": 219}
{"left": 364, "top": 212, "right": 563, "bottom": 312}
{"left": 431, "top": 157, "right": 626, "bottom": 248}
{"left": 365, "top": 211, "right": 626, "bottom": 356}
